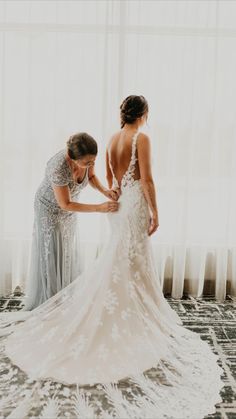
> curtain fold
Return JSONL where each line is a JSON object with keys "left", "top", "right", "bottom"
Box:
{"left": 0, "top": 0, "right": 235, "bottom": 300}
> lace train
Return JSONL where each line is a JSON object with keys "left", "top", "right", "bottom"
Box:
{"left": 0, "top": 320, "right": 224, "bottom": 418}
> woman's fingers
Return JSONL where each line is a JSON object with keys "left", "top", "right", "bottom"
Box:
{"left": 99, "top": 201, "right": 119, "bottom": 212}
{"left": 108, "top": 189, "right": 121, "bottom": 201}
{"left": 114, "top": 188, "right": 121, "bottom": 198}
{"left": 110, "top": 191, "right": 118, "bottom": 201}
{"left": 108, "top": 201, "right": 119, "bottom": 212}
{"left": 148, "top": 217, "right": 159, "bottom": 236}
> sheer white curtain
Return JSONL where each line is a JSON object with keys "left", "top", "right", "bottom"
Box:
{"left": 0, "top": 0, "right": 235, "bottom": 300}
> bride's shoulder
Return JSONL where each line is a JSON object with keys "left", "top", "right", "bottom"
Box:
{"left": 138, "top": 131, "right": 149, "bottom": 139}
{"left": 111, "top": 130, "right": 121, "bottom": 139}
{"left": 107, "top": 131, "right": 121, "bottom": 148}
{"left": 137, "top": 132, "right": 150, "bottom": 146}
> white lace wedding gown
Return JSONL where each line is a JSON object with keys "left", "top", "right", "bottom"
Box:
{"left": 0, "top": 132, "right": 224, "bottom": 418}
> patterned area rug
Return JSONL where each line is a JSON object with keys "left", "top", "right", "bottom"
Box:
{"left": 0, "top": 289, "right": 235, "bottom": 418}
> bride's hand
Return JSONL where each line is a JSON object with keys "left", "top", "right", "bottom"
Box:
{"left": 104, "top": 188, "right": 121, "bottom": 201}
{"left": 98, "top": 201, "right": 119, "bottom": 212}
{"left": 148, "top": 215, "right": 159, "bottom": 236}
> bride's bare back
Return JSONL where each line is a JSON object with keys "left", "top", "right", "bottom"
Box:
{"left": 106, "top": 129, "right": 159, "bottom": 236}
{"left": 107, "top": 130, "right": 140, "bottom": 187}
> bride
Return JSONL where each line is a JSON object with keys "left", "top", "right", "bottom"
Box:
{"left": 0, "top": 95, "right": 224, "bottom": 418}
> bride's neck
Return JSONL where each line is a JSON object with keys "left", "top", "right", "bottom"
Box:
{"left": 123, "top": 123, "right": 140, "bottom": 132}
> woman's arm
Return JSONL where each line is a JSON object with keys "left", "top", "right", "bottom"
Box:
{"left": 52, "top": 185, "right": 118, "bottom": 213}
{"left": 88, "top": 164, "right": 109, "bottom": 195}
{"left": 137, "top": 133, "right": 159, "bottom": 236}
{"left": 89, "top": 161, "right": 120, "bottom": 201}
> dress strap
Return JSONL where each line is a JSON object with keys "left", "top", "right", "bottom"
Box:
{"left": 130, "top": 131, "right": 139, "bottom": 167}
{"left": 121, "top": 131, "right": 139, "bottom": 189}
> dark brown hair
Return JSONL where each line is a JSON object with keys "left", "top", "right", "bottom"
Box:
{"left": 66, "top": 132, "right": 98, "bottom": 160}
{"left": 120, "top": 95, "right": 149, "bottom": 128}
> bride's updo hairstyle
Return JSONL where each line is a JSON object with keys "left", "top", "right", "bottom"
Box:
{"left": 120, "top": 95, "right": 149, "bottom": 128}
{"left": 66, "top": 132, "right": 98, "bottom": 160}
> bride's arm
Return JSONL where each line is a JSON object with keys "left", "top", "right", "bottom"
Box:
{"left": 106, "top": 149, "right": 113, "bottom": 189}
{"left": 106, "top": 148, "right": 121, "bottom": 198}
{"left": 137, "top": 133, "right": 159, "bottom": 236}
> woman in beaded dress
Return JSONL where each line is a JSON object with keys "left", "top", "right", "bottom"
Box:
{"left": 24, "top": 132, "right": 119, "bottom": 310}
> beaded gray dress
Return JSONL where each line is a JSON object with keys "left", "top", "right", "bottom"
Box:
{"left": 23, "top": 148, "right": 89, "bottom": 310}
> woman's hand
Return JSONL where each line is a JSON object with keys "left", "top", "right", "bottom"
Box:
{"left": 103, "top": 188, "right": 121, "bottom": 201}
{"left": 148, "top": 214, "right": 159, "bottom": 236}
{"left": 98, "top": 201, "right": 119, "bottom": 212}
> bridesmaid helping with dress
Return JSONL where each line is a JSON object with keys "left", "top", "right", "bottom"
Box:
{"left": 24, "top": 132, "right": 119, "bottom": 310}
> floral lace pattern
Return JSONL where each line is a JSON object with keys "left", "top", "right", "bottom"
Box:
{"left": 0, "top": 141, "right": 224, "bottom": 418}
